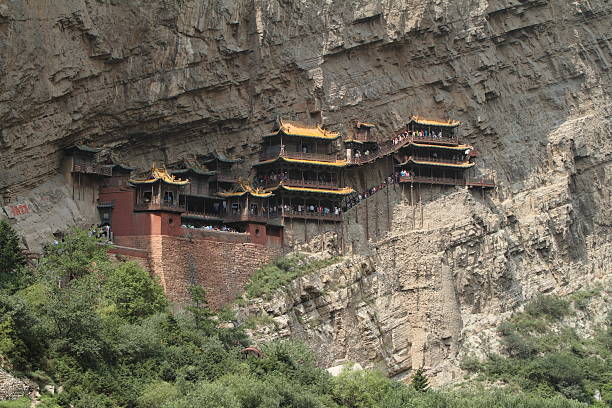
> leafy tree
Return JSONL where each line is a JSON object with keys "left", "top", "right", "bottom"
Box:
{"left": 411, "top": 368, "right": 430, "bottom": 392}
{"left": 38, "top": 228, "right": 109, "bottom": 282}
{"left": 103, "top": 262, "right": 168, "bottom": 322}
{"left": 332, "top": 369, "right": 394, "bottom": 408}
{"left": 0, "top": 219, "right": 28, "bottom": 291}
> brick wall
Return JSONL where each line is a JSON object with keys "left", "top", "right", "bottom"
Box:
{"left": 151, "top": 236, "right": 280, "bottom": 309}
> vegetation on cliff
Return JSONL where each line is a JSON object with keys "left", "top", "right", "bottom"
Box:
{"left": 462, "top": 291, "right": 610, "bottom": 406}
{"left": 0, "top": 222, "right": 601, "bottom": 407}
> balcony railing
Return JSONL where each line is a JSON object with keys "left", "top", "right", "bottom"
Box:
{"left": 260, "top": 150, "right": 339, "bottom": 163}
{"left": 134, "top": 201, "right": 186, "bottom": 212}
{"left": 282, "top": 209, "right": 343, "bottom": 222}
{"left": 399, "top": 175, "right": 495, "bottom": 188}
{"left": 407, "top": 155, "right": 470, "bottom": 165}
{"left": 183, "top": 210, "right": 223, "bottom": 220}
{"left": 72, "top": 163, "right": 113, "bottom": 176}
{"left": 223, "top": 213, "right": 281, "bottom": 223}
{"left": 411, "top": 134, "right": 459, "bottom": 145}
{"left": 399, "top": 175, "right": 465, "bottom": 186}
{"left": 465, "top": 178, "right": 495, "bottom": 188}
{"left": 256, "top": 178, "right": 340, "bottom": 190}
{"left": 349, "top": 137, "right": 410, "bottom": 165}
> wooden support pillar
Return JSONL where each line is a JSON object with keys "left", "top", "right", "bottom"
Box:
{"left": 386, "top": 180, "right": 391, "bottom": 230}
{"left": 365, "top": 193, "right": 369, "bottom": 242}
{"left": 411, "top": 184, "right": 416, "bottom": 229}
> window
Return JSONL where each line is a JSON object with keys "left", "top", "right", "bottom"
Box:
{"left": 143, "top": 191, "right": 152, "bottom": 203}
{"left": 163, "top": 191, "right": 174, "bottom": 204}
{"left": 250, "top": 203, "right": 258, "bottom": 215}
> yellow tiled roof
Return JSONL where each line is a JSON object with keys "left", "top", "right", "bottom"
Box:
{"left": 265, "top": 119, "right": 340, "bottom": 140}
{"left": 218, "top": 179, "right": 273, "bottom": 198}
{"left": 356, "top": 122, "right": 375, "bottom": 128}
{"left": 268, "top": 184, "right": 354, "bottom": 195}
{"left": 409, "top": 115, "right": 461, "bottom": 128}
{"left": 254, "top": 156, "right": 349, "bottom": 168}
{"left": 408, "top": 158, "right": 475, "bottom": 168}
{"left": 410, "top": 142, "right": 473, "bottom": 151}
{"left": 218, "top": 191, "right": 273, "bottom": 198}
{"left": 129, "top": 166, "right": 190, "bottom": 186}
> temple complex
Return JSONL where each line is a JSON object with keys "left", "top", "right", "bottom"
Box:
{"left": 56, "top": 114, "right": 495, "bottom": 307}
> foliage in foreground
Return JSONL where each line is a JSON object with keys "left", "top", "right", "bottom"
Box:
{"left": 462, "top": 290, "right": 611, "bottom": 406}
{"left": 244, "top": 253, "right": 341, "bottom": 299}
{"left": 0, "top": 222, "right": 601, "bottom": 407}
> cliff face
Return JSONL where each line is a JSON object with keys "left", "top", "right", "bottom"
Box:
{"left": 1, "top": 0, "right": 610, "bottom": 384}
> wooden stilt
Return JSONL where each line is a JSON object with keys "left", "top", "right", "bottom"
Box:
{"left": 365, "top": 193, "right": 369, "bottom": 242}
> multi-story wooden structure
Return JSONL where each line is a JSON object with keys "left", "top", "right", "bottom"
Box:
{"left": 255, "top": 120, "right": 354, "bottom": 226}
{"left": 397, "top": 115, "right": 494, "bottom": 189}
{"left": 170, "top": 168, "right": 225, "bottom": 227}
{"left": 130, "top": 166, "right": 189, "bottom": 213}
{"left": 217, "top": 181, "right": 283, "bottom": 247}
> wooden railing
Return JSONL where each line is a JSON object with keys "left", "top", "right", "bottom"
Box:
{"left": 260, "top": 150, "right": 339, "bottom": 163}
{"left": 408, "top": 155, "right": 470, "bottom": 165}
{"left": 73, "top": 163, "right": 113, "bottom": 176}
{"left": 223, "top": 213, "right": 281, "bottom": 223}
{"left": 399, "top": 175, "right": 495, "bottom": 188}
{"left": 257, "top": 178, "right": 340, "bottom": 190}
{"left": 282, "top": 209, "right": 343, "bottom": 222}
{"left": 183, "top": 210, "right": 223, "bottom": 219}
{"left": 399, "top": 175, "right": 464, "bottom": 186}
{"left": 134, "top": 201, "right": 186, "bottom": 212}
{"left": 350, "top": 137, "right": 411, "bottom": 165}
{"left": 465, "top": 178, "right": 495, "bottom": 188}
{"left": 411, "top": 134, "right": 459, "bottom": 145}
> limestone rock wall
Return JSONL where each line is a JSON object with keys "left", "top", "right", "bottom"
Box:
{"left": 0, "top": 0, "right": 610, "bottom": 386}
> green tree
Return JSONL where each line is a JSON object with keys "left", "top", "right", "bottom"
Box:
{"left": 103, "top": 262, "right": 168, "bottom": 322}
{"left": 411, "top": 368, "right": 430, "bottom": 392}
{"left": 39, "top": 228, "right": 109, "bottom": 282}
{"left": 0, "top": 219, "right": 28, "bottom": 291}
{"left": 186, "top": 285, "right": 215, "bottom": 332}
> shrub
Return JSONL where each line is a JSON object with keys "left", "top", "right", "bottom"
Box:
{"left": 103, "top": 262, "right": 168, "bottom": 322}
{"left": 245, "top": 254, "right": 341, "bottom": 299}
{"left": 136, "top": 381, "right": 179, "bottom": 408}
{"left": 524, "top": 295, "right": 570, "bottom": 320}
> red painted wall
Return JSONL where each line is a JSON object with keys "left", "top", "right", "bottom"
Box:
{"left": 99, "top": 187, "right": 182, "bottom": 238}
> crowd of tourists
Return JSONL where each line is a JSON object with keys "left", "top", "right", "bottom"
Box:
{"left": 344, "top": 175, "right": 397, "bottom": 211}
{"left": 181, "top": 224, "right": 240, "bottom": 233}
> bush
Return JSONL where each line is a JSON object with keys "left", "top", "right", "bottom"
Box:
{"left": 103, "top": 262, "right": 168, "bottom": 322}
{"left": 245, "top": 254, "right": 341, "bottom": 299}
{"left": 136, "top": 381, "right": 179, "bottom": 408}
{"left": 524, "top": 295, "right": 570, "bottom": 320}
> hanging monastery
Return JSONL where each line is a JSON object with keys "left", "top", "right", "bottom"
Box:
{"left": 62, "top": 116, "right": 495, "bottom": 308}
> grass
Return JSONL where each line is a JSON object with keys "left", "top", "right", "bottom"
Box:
{"left": 0, "top": 398, "right": 30, "bottom": 408}
{"left": 245, "top": 253, "right": 341, "bottom": 299}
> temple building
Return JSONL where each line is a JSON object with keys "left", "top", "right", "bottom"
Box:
{"left": 217, "top": 181, "right": 283, "bottom": 247}
{"left": 170, "top": 167, "right": 225, "bottom": 228}
{"left": 344, "top": 122, "right": 380, "bottom": 163}
{"left": 63, "top": 145, "right": 113, "bottom": 222}
{"left": 396, "top": 115, "right": 494, "bottom": 189}
{"left": 252, "top": 120, "right": 354, "bottom": 242}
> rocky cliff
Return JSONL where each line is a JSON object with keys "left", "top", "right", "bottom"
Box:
{"left": 1, "top": 0, "right": 610, "bottom": 385}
